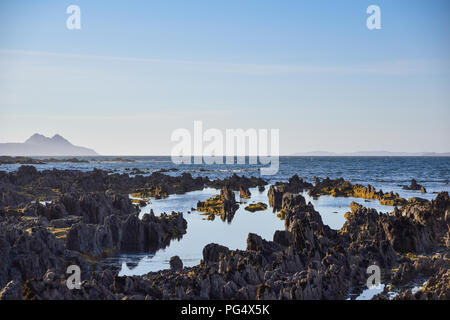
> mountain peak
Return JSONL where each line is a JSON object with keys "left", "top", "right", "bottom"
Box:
{"left": 25, "top": 133, "right": 49, "bottom": 145}
{"left": 2, "top": 134, "right": 99, "bottom": 156}
{"left": 51, "top": 134, "right": 72, "bottom": 145}
{"left": 25, "top": 133, "right": 72, "bottom": 146}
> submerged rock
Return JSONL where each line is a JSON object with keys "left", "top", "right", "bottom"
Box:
{"left": 245, "top": 202, "right": 268, "bottom": 212}
{"left": 403, "top": 179, "right": 427, "bottom": 194}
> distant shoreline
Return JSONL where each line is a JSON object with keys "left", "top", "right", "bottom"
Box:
{"left": 1, "top": 154, "right": 450, "bottom": 165}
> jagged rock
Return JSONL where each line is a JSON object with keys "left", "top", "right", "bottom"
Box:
{"left": 196, "top": 186, "right": 239, "bottom": 222}
{"left": 0, "top": 166, "right": 209, "bottom": 208}
{"left": 0, "top": 280, "right": 23, "bottom": 300}
{"left": 220, "top": 186, "right": 239, "bottom": 217}
{"left": 284, "top": 175, "right": 313, "bottom": 193}
{"left": 17, "top": 190, "right": 450, "bottom": 300}
{"left": 1, "top": 167, "right": 448, "bottom": 301}
{"left": 239, "top": 186, "right": 251, "bottom": 199}
{"left": 268, "top": 185, "right": 284, "bottom": 211}
{"left": 66, "top": 211, "right": 187, "bottom": 256}
{"left": 203, "top": 243, "right": 230, "bottom": 263}
{"left": 247, "top": 233, "right": 263, "bottom": 251}
{"left": 273, "top": 230, "right": 290, "bottom": 247}
{"left": 207, "top": 174, "right": 266, "bottom": 191}
{"left": 267, "top": 175, "right": 313, "bottom": 212}
{"left": 170, "top": 256, "right": 183, "bottom": 271}
{"left": 309, "top": 177, "right": 407, "bottom": 206}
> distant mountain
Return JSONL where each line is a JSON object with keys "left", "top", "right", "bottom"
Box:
{"left": 0, "top": 134, "right": 98, "bottom": 156}
{"left": 291, "top": 151, "right": 450, "bottom": 157}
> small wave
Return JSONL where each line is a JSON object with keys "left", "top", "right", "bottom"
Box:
{"left": 190, "top": 167, "right": 260, "bottom": 173}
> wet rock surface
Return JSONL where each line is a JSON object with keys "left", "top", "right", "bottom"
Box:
{"left": 244, "top": 202, "right": 268, "bottom": 212}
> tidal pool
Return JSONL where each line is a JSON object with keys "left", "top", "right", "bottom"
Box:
{"left": 103, "top": 186, "right": 395, "bottom": 275}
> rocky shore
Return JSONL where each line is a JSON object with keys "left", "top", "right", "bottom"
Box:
{"left": 0, "top": 156, "right": 138, "bottom": 165}
{"left": 0, "top": 166, "right": 448, "bottom": 300}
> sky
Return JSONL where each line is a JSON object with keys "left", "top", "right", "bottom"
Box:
{"left": 0, "top": 0, "right": 449, "bottom": 155}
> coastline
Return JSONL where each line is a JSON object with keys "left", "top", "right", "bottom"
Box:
{"left": 0, "top": 164, "right": 448, "bottom": 300}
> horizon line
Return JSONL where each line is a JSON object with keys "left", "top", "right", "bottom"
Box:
{"left": 2, "top": 154, "right": 449, "bottom": 158}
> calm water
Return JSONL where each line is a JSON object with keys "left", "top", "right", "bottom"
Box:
{"left": 2, "top": 157, "right": 449, "bottom": 275}
{"left": 104, "top": 186, "right": 395, "bottom": 276}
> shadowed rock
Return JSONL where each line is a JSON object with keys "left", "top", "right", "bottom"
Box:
{"left": 170, "top": 256, "right": 183, "bottom": 271}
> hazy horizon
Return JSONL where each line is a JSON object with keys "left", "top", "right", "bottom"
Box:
{"left": 1, "top": 132, "right": 449, "bottom": 157}
{"left": 1, "top": 0, "right": 449, "bottom": 155}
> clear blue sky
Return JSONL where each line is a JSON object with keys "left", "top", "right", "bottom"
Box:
{"left": 0, "top": 0, "right": 449, "bottom": 155}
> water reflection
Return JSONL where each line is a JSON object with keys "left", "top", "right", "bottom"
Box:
{"left": 101, "top": 185, "right": 397, "bottom": 275}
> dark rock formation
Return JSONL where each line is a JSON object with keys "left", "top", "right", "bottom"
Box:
{"left": 196, "top": 186, "right": 239, "bottom": 222}
{"left": 0, "top": 156, "right": 46, "bottom": 165}
{"left": 402, "top": 179, "right": 427, "bottom": 194}
{"left": 207, "top": 174, "right": 267, "bottom": 191}
{"left": 282, "top": 175, "right": 313, "bottom": 193}
{"left": 0, "top": 215, "right": 93, "bottom": 292}
{"left": 8, "top": 191, "right": 449, "bottom": 300}
{"left": 203, "top": 243, "right": 230, "bottom": 264}
{"left": 0, "top": 281, "right": 23, "bottom": 300}
{"left": 239, "top": 186, "right": 251, "bottom": 199}
{"left": 244, "top": 202, "right": 268, "bottom": 212}
{"left": 0, "top": 166, "right": 208, "bottom": 209}
{"left": 308, "top": 177, "right": 407, "bottom": 206}
{"left": 268, "top": 185, "right": 284, "bottom": 211}
{"left": 170, "top": 256, "right": 183, "bottom": 271}
{"left": 66, "top": 211, "right": 187, "bottom": 256}
{"left": 27, "top": 192, "right": 138, "bottom": 224}
{"left": 1, "top": 168, "right": 448, "bottom": 301}
{"left": 267, "top": 175, "right": 314, "bottom": 212}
